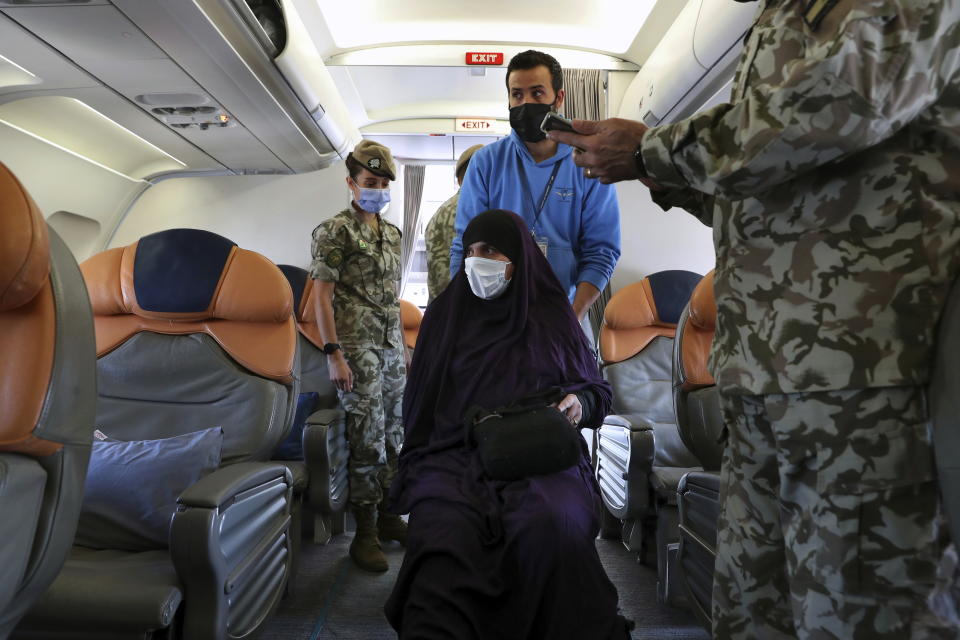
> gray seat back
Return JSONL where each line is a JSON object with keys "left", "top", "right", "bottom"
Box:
{"left": 600, "top": 272, "right": 703, "bottom": 470}
{"left": 277, "top": 265, "right": 338, "bottom": 409}
{"left": 0, "top": 164, "right": 97, "bottom": 636}
{"left": 81, "top": 229, "right": 299, "bottom": 465}
{"left": 673, "top": 271, "right": 724, "bottom": 471}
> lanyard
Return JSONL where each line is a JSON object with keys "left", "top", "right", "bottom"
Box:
{"left": 516, "top": 160, "right": 561, "bottom": 236}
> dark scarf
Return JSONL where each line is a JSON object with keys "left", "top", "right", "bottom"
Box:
{"left": 394, "top": 210, "right": 611, "bottom": 491}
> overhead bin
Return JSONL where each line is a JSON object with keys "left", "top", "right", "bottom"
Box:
{"left": 268, "top": 0, "right": 361, "bottom": 159}
{"left": 0, "top": 0, "right": 358, "bottom": 175}
{"left": 619, "top": 0, "right": 759, "bottom": 126}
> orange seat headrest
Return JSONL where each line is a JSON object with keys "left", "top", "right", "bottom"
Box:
{"left": 82, "top": 229, "right": 296, "bottom": 383}
{"left": 400, "top": 299, "right": 422, "bottom": 349}
{"left": 600, "top": 271, "right": 703, "bottom": 364}
{"left": 0, "top": 163, "right": 50, "bottom": 311}
{"left": 689, "top": 269, "right": 716, "bottom": 332}
{"left": 680, "top": 270, "right": 716, "bottom": 389}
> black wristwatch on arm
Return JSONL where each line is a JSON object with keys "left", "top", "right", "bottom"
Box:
{"left": 322, "top": 342, "right": 341, "bottom": 355}
{"left": 633, "top": 143, "right": 648, "bottom": 180}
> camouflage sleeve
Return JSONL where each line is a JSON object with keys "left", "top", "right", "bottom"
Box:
{"left": 424, "top": 201, "right": 453, "bottom": 302}
{"left": 309, "top": 221, "right": 345, "bottom": 282}
{"left": 641, "top": 1, "right": 958, "bottom": 199}
{"left": 649, "top": 187, "right": 714, "bottom": 227}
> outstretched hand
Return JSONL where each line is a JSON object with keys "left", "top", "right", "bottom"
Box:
{"left": 548, "top": 118, "right": 660, "bottom": 187}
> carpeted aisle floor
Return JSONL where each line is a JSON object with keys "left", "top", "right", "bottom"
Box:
{"left": 258, "top": 519, "right": 710, "bottom": 640}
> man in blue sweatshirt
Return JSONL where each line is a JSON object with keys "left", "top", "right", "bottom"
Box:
{"left": 451, "top": 50, "right": 621, "bottom": 320}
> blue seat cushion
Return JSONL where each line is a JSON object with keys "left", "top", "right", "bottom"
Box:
{"left": 76, "top": 427, "right": 224, "bottom": 551}
{"left": 273, "top": 392, "right": 320, "bottom": 460}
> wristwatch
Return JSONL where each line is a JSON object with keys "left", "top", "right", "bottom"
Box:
{"left": 633, "top": 143, "right": 649, "bottom": 180}
{"left": 322, "top": 342, "right": 342, "bottom": 355}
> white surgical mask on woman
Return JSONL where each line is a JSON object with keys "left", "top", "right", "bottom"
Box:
{"left": 465, "top": 256, "right": 511, "bottom": 300}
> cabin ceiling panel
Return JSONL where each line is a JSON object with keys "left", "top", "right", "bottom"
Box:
{"left": 0, "top": 96, "right": 187, "bottom": 178}
{"left": 325, "top": 45, "right": 639, "bottom": 70}
{"left": 2, "top": 5, "right": 167, "bottom": 64}
{"left": 0, "top": 87, "right": 226, "bottom": 176}
{"left": 362, "top": 133, "right": 504, "bottom": 162}
{"left": 363, "top": 133, "right": 458, "bottom": 162}
{"left": 362, "top": 118, "right": 509, "bottom": 136}
{"left": 316, "top": 0, "right": 656, "bottom": 55}
{"left": 0, "top": 13, "right": 98, "bottom": 95}
{"left": 334, "top": 65, "right": 512, "bottom": 127}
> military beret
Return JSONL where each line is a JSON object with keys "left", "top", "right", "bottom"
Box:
{"left": 456, "top": 144, "right": 484, "bottom": 177}
{"left": 349, "top": 140, "right": 397, "bottom": 181}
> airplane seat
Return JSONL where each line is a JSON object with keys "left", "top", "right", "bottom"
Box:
{"left": 277, "top": 264, "right": 349, "bottom": 544}
{"left": 672, "top": 270, "right": 723, "bottom": 628}
{"left": 596, "top": 270, "right": 702, "bottom": 606}
{"left": 0, "top": 164, "right": 97, "bottom": 639}
{"left": 14, "top": 229, "right": 298, "bottom": 640}
{"left": 400, "top": 299, "right": 422, "bottom": 355}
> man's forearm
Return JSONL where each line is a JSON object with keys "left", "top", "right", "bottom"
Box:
{"left": 572, "top": 281, "right": 601, "bottom": 321}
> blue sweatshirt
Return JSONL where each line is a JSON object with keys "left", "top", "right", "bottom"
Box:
{"left": 451, "top": 131, "right": 621, "bottom": 300}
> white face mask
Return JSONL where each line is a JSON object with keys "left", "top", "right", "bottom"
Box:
{"left": 465, "top": 256, "right": 511, "bottom": 299}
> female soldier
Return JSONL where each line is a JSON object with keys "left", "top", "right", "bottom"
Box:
{"left": 309, "top": 140, "right": 407, "bottom": 572}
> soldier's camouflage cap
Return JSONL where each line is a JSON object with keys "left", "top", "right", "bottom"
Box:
{"left": 456, "top": 144, "right": 484, "bottom": 177}
{"left": 349, "top": 140, "right": 396, "bottom": 181}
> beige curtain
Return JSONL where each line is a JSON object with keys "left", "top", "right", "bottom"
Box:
{"left": 563, "top": 69, "right": 612, "bottom": 349}
{"left": 401, "top": 164, "right": 425, "bottom": 288}
{"left": 562, "top": 68, "right": 607, "bottom": 122}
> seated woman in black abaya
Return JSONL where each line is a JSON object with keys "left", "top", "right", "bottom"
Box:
{"left": 385, "top": 209, "right": 632, "bottom": 639}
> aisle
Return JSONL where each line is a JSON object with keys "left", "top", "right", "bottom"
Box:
{"left": 259, "top": 517, "right": 710, "bottom": 640}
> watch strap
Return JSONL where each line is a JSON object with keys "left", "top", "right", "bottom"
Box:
{"left": 633, "top": 144, "right": 648, "bottom": 179}
{"left": 322, "top": 342, "right": 341, "bottom": 355}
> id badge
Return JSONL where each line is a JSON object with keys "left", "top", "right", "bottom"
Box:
{"left": 535, "top": 236, "right": 549, "bottom": 257}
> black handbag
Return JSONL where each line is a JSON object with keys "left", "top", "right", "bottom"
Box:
{"left": 466, "top": 390, "right": 582, "bottom": 481}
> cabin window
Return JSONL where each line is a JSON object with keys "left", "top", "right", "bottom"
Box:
{"left": 400, "top": 163, "right": 460, "bottom": 308}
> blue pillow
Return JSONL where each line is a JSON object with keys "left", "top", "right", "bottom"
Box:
{"left": 76, "top": 427, "right": 224, "bottom": 551}
{"left": 273, "top": 392, "right": 320, "bottom": 460}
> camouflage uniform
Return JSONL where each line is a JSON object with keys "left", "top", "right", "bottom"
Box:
{"left": 638, "top": 0, "right": 960, "bottom": 637}
{"left": 310, "top": 208, "right": 406, "bottom": 508}
{"left": 424, "top": 191, "right": 459, "bottom": 303}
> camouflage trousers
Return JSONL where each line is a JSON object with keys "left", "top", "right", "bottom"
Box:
{"left": 712, "top": 387, "right": 958, "bottom": 640}
{"left": 338, "top": 347, "right": 405, "bottom": 508}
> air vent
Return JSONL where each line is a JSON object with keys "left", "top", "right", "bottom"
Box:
{"left": 151, "top": 106, "right": 217, "bottom": 116}
{"left": 134, "top": 93, "right": 233, "bottom": 132}
{"left": 135, "top": 92, "right": 210, "bottom": 107}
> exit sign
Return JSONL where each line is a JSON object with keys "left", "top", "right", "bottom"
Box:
{"left": 455, "top": 118, "right": 496, "bottom": 132}
{"left": 465, "top": 52, "right": 503, "bottom": 65}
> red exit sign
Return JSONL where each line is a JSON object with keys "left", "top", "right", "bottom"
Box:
{"left": 466, "top": 52, "right": 503, "bottom": 65}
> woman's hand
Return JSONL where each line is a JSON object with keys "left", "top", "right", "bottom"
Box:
{"left": 557, "top": 394, "right": 583, "bottom": 427}
{"left": 329, "top": 353, "right": 354, "bottom": 392}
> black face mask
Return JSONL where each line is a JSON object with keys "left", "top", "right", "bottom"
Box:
{"left": 508, "top": 102, "right": 554, "bottom": 143}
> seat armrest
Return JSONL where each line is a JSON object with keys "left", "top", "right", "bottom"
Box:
{"left": 305, "top": 408, "right": 344, "bottom": 426}
{"left": 603, "top": 413, "right": 654, "bottom": 431}
{"left": 170, "top": 462, "right": 293, "bottom": 640}
{"left": 177, "top": 462, "right": 292, "bottom": 509}
{"left": 302, "top": 410, "right": 349, "bottom": 514}
{"left": 596, "top": 424, "right": 657, "bottom": 519}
